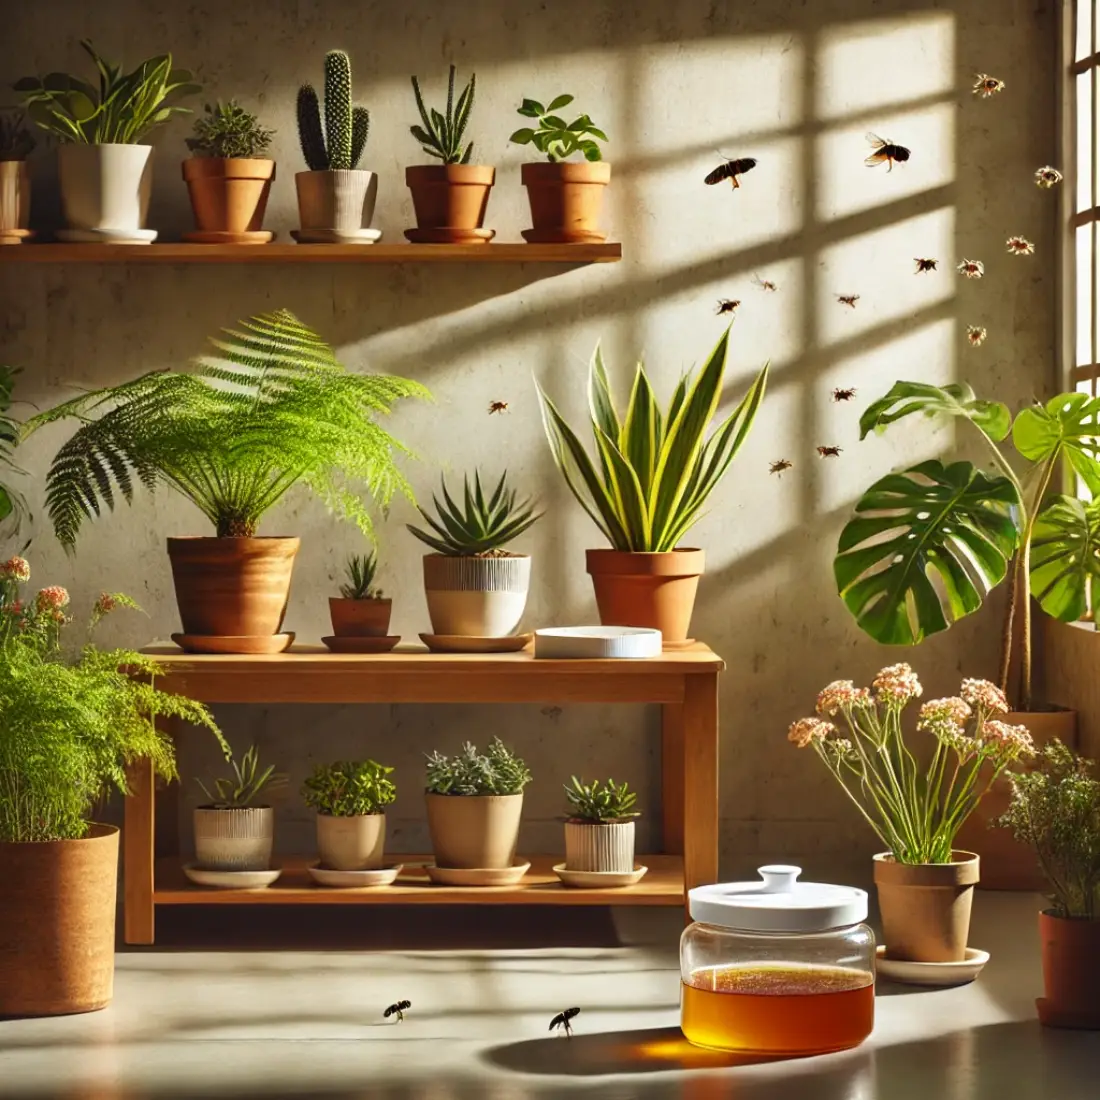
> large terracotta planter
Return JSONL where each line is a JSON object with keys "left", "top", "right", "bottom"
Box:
{"left": 521, "top": 161, "right": 610, "bottom": 243}
{"left": 586, "top": 548, "right": 704, "bottom": 646}
{"left": 0, "top": 824, "right": 118, "bottom": 1016}
{"left": 329, "top": 596, "right": 392, "bottom": 637}
{"left": 564, "top": 819, "right": 635, "bottom": 873}
{"left": 0, "top": 161, "right": 31, "bottom": 243}
{"left": 425, "top": 792, "right": 523, "bottom": 868}
{"left": 193, "top": 806, "right": 274, "bottom": 871}
{"left": 316, "top": 812, "right": 386, "bottom": 871}
{"left": 422, "top": 553, "right": 530, "bottom": 637}
{"left": 874, "top": 851, "right": 980, "bottom": 962}
{"left": 1037, "top": 910, "right": 1100, "bottom": 1029}
{"left": 58, "top": 143, "right": 153, "bottom": 238}
{"left": 405, "top": 164, "right": 495, "bottom": 243}
{"left": 182, "top": 157, "right": 275, "bottom": 243}
{"left": 295, "top": 169, "right": 376, "bottom": 234}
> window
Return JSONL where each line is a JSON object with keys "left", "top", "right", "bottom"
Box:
{"left": 1073, "top": 1, "right": 1099, "bottom": 394}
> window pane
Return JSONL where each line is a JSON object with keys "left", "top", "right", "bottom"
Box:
{"left": 1078, "top": 0, "right": 1093, "bottom": 63}
{"left": 1078, "top": 71, "right": 1094, "bottom": 214}
{"left": 1077, "top": 223, "right": 1094, "bottom": 368}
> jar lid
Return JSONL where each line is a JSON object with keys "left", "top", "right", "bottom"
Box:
{"left": 688, "top": 865, "right": 867, "bottom": 932}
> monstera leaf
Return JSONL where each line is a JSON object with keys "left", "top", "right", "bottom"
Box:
{"left": 1030, "top": 494, "right": 1100, "bottom": 621}
{"left": 835, "top": 460, "right": 1020, "bottom": 645}
{"left": 1013, "top": 392, "right": 1100, "bottom": 495}
{"left": 859, "top": 381, "right": 1012, "bottom": 443}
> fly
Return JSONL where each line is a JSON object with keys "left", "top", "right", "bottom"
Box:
{"left": 832, "top": 387, "right": 856, "bottom": 402}
{"left": 914, "top": 258, "right": 938, "bottom": 273}
{"left": 488, "top": 400, "right": 509, "bottom": 415}
{"left": 705, "top": 156, "right": 757, "bottom": 188}
{"left": 769, "top": 459, "right": 793, "bottom": 475}
{"left": 817, "top": 445, "right": 842, "bottom": 458}
{"left": 549, "top": 1007, "right": 581, "bottom": 1038}
{"left": 716, "top": 298, "right": 740, "bottom": 315}
{"left": 837, "top": 294, "right": 860, "bottom": 308}
{"left": 865, "top": 133, "right": 910, "bottom": 171}
{"left": 384, "top": 1000, "right": 411, "bottom": 1022}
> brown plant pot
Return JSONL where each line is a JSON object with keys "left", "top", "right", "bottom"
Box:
{"left": 166, "top": 536, "right": 300, "bottom": 639}
{"left": 586, "top": 548, "right": 704, "bottom": 645}
{"left": 874, "top": 851, "right": 980, "bottom": 962}
{"left": 0, "top": 824, "right": 118, "bottom": 1016}
{"left": 1037, "top": 910, "right": 1100, "bottom": 1029}
{"left": 0, "top": 160, "right": 32, "bottom": 243}
{"left": 405, "top": 164, "right": 495, "bottom": 240}
{"left": 328, "top": 596, "right": 393, "bottom": 637}
{"left": 425, "top": 792, "right": 523, "bottom": 869}
{"left": 181, "top": 158, "right": 275, "bottom": 240}
{"left": 520, "top": 161, "right": 611, "bottom": 243}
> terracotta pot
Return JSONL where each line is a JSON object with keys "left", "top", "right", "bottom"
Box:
{"left": 564, "top": 820, "right": 635, "bottom": 873}
{"left": 1037, "top": 910, "right": 1100, "bottom": 1029}
{"left": 58, "top": 143, "right": 152, "bottom": 233}
{"left": 166, "top": 536, "right": 299, "bottom": 639}
{"left": 0, "top": 161, "right": 31, "bottom": 241}
{"left": 316, "top": 812, "right": 386, "bottom": 871}
{"left": 422, "top": 553, "right": 530, "bottom": 637}
{"left": 295, "top": 169, "right": 376, "bottom": 233}
{"left": 874, "top": 851, "right": 980, "bottom": 962}
{"left": 193, "top": 806, "right": 274, "bottom": 871}
{"left": 425, "top": 792, "right": 523, "bottom": 869}
{"left": 957, "top": 707, "right": 1077, "bottom": 891}
{"left": 405, "top": 164, "right": 495, "bottom": 238}
{"left": 586, "top": 548, "right": 704, "bottom": 645}
{"left": 0, "top": 824, "right": 118, "bottom": 1016}
{"left": 520, "top": 161, "right": 610, "bottom": 243}
{"left": 182, "top": 157, "right": 275, "bottom": 238}
{"left": 329, "top": 596, "right": 392, "bottom": 638}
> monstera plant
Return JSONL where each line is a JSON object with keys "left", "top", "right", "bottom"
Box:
{"left": 835, "top": 381, "right": 1100, "bottom": 710}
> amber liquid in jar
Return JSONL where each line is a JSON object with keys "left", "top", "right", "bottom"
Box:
{"left": 681, "top": 963, "right": 874, "bottom": 1055}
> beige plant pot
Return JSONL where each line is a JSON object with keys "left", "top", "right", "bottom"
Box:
{"left": 874, "top": 851, "right": 980, "bottom": 962}
{"left": 564, "top": 820, "right": 635, "bottom": 872}
{"left": 193, "top": 806, "right": 274, "bottom": 871}
{"left": 316, "top": 812, "right": 386, "bottom": 871}
{"left": 0, "top": 161, "right": 31, "bottom": 241}
{"left": 295, "top": 169, "right": 377, "bottom": 233}
{"left": 422, "top": 553, "right": 531, "bottom": 637}
{"left": 425, "top": 792, "right": 523, "bottom": 869}
{"left": 58, "top": 143, "right": 153, "bottom": 233}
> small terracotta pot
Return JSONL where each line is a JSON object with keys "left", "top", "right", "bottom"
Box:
{"left": 182, "top": 157, "right": 275, "bottom": 239}
{"left": 316, "top": 812, "right": 386, "bottom": 871}
{"left": 423, "top": 553, "right": 530, "bottom": 637}
{"left": 0, "top": 824, "right": 118, "bottom": 1016}
{"left": 1037, "top": 910, "right": 1100, "bottom": 1029}
{"left": 0, "top": 161, "right": 31, "bottom": 242}
{"left": 564, "top": 820, "right": 635, "bottom": 873}
{"left": 166, "top": 536, "right": 300, "bottom": 639}
{"left": 586, "top": 548, "right": 704, "bottom": 645}
{"left": 405, "top": 164, "right": 495, "bottom": 239}
{"left": 295, "top": 169, "right": 376, "bottom": 233}
{"left": 425, "top": 792, "right": 523, "bottom": 869}
{"left": 520, "top": 161, "right": 610, "bottom": 243}
{"left": 193, "top": 806, "right": 274, "bottom": 871}
{"left": 874, "top": 851, "right": 980, "bottom": 962}
{"left": 328, "top": 596, "right": 392, "bottom": 638}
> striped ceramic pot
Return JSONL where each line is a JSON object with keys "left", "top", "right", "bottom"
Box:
{"left": 422, "top": 553, "right": 530, "bottom": 637}
{"left": 564, "top": 820, "right": 636, "bottom": 873}
{"left": 193, "top": 806, "right": 274, "bottom": 871}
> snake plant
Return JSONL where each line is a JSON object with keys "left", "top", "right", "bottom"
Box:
{"left": 410, "top": 65, "right": 476, "bottom": 164}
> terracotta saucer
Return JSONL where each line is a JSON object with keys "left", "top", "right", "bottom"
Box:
{"left": 874, "top": 945, "right": 989, "bottom": 986}
{"left": 553, "top": 863, "right": 648, "bottom": 888}
{"left": 321, "top": 635, "right": 401, "bottom": 654}
{"left": 183, "top": 229, "right": 275, "bottom": 244}
{"left": 425, "top": 860, "right": 530, "bottom": 887}
{"left": 183, "top": 864, "right": 282, "bottom": 889}
{"left": 307, "top": 862, "right": 403, "bottom": 887}
{"left": 419, "top": 633, "right": 532, "bottom": 654}
{"left": 171, "top": 632, "right": 295, "bottom": 654}
{"left": 520, "top": 228, "right": 608, "bottom": 244}
{"left": 404, "top": 227, "right": 495, "bottom": 244}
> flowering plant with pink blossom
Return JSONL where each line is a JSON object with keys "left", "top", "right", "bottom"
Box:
{"left": 790, "top": 663, "right": 1035, "bottom": 864}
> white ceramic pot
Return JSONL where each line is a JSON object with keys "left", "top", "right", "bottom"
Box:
{"left": 193, "top": 806, "right": 274, "bottom": 871}
{"left": 58, "top": 143, "right": 153, "bottom": 232}
{"left": 422, "top": 554, "right": 530, "bottom": 637}
{"left": 316, "top": 812, "right": 386, "bottom": 871}
{"left": 295, "top": 169, "right": 376, "bottom": 233}
{"left": 0, "top": 162, "right": 30, "bottom": 237}
{"left": 564, "top": 820, "right": 635, "bottom": 873}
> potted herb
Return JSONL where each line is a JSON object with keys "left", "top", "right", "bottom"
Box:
{"left": 194, "top": 744, "right": 286, "bottom": 871}
{"left": 537, "top": 330, "right": 768, "bottom": 644}
{"left": 407, "top": 470, "right": 541, "bottom": 637}
{"left": 302, "top": 759, "right": 396, "bottom": 871}
{"left": 16, "top": 39, "right": 198, "bottom": 243}
{"left": 0, "top": 558, "right": 225, "bottom": 1016}
{"left": 330, "top": 549, "right": 390, "bottom": 637}
{"left": 510, "top": 95, "right": 609, "bottom": 243}
{"left": 563, "top": 777, "right": 639, "bottom": 873}
{"left": 295, "top": 50, "right": 375, "bottom": 242}
{"left": 998, "top": 740, "right": 1100, "bottom": 1028}
{"left": 182, "top": 100, "right": 276, "bottom": 243}
{"left": 424, "top": 738, "right": 531, "bottom": 869}
{"left": 406, "top": 65, "right": 493, "bottom": 244}
{"left": 0, "top": 110, "right": 35, "bottom": 244}
{"left": 789, "top": 665, "right": 1034, "bottom": 964}
{"left": 24, "top": 310, "right": 428, "bottom": 653}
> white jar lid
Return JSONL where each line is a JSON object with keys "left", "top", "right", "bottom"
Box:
{"left": 688, "top": 865, "right": 867, "bottom": 932}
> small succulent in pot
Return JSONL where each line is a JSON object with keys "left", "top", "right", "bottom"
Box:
{"left": 330, "top": 549, "right": 392, "bottom": 637}
{"left": 563, "top": 776, "right": 640, "bottom": 873}
{"left": 302, "top": 759, "right": 396, "bottom": 871}
{"left": 186, "top": 100, "right": 275, "bottom": 159}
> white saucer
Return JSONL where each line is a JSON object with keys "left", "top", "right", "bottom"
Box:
{"left": 56, "top": 227, "right": 158, "bottom": 244}
{"left": 553, "top": 863, "right": 648, "bottom": 888}
{"left": 183, "top": 863, "right": 281, "bottom": 889}
{"left": 307, "top": 862, "right": 403, "bottom": 887}
{"left": 875, "top": 945, "right": 990, "bottom": 986}
{"left": 291, "top": 227, "right": 382, "bottom": 244}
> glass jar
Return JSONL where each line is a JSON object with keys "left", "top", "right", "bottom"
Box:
{"left": 681, "top": 865, "right": 875, "bottom": 1056}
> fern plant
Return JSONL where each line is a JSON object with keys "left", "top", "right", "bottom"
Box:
{"left": 24, "top": 310, "right": 429, "bottom": 546}
{"left": 339, "top": 550, "right": 382, "bottom": 599}
{"left": 195, "top": 743, "right": 286, "bottom": 809}
{"left": 297, "top": 50, "right": 370, "bottom": 171}
{"left": 186, "top": 100, "right": 274, "bottom": 159}
{"left": 564, "top": 776, "right": 640, "bottom": 823}
{"left": 424, "top": 738, "right": 531, "bottom": 796}
{"left": 410, "top": 65, "right": 476, "bottom": 164}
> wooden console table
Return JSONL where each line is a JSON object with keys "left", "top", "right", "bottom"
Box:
{"left": 124, "top": 643, "right": 724, "bottom": 945}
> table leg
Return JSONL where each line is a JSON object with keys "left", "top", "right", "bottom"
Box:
{"left": 661, "top": 703, "right": 685, "bottom": 854}
{"left": 682, "top": 673, "right": 719, "bottom": 900}
{"left": 124, "top": 756, "right": 155, "bottom": 945}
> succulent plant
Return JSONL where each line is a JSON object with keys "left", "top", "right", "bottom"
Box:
{"left": 410, "top": 64, "right": 476, "bottom": 164}
{"left": 301, "top": 759, "right": 396, "bottom": 817}
{"left": 339, "top": 550, "right": 381, "bottom": 599}
{"left": 297, "top": 50, "right": 370, "bottom": 171}
{"left": 424, "top": 738, "right": 531, "bottom": 796}
{"left": 564, "top": 776, "right": 640, "bottom": 823}
{"left": 186, "top": 100, "right": 274, "bottom": 159}
{"left": 195, "top": 744, "right": 287, "bottom": 809}
{"left": 0, "top": 111, "right": 36, "bottom": 161}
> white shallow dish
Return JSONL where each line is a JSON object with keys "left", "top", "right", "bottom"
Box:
{"left": 57, "top": 227, "right": 157, "bottom": 244}
{"left": 875, "top": 945, "right": 990, "bottom": 986}
{"left": 553, "top": 863, "right": 648, "bottom": 888}
{"left": 183, "top": 864, "right": 282, "bottom": 889}
{"left": 307, "top": 863, "right": 403, "bottom": 887}
{"left": 534, "top": 626, "right": 662, "bottom": 659}
{"left": 290, "top": 227, "right": 382, "bottom": 244}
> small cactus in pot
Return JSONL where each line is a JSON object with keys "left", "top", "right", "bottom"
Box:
{"left": 329, "top": 549, "right": 392, "bottom": 637}
{"left": 563, "top": 776, "right": 640, "bottom": 873}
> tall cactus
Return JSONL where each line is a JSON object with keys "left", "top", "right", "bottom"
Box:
{"left": 296, "top": 84, "right": 327, "bottom": 170}
{"left": 296, "top": 50, "right": 370, "bottom": 171}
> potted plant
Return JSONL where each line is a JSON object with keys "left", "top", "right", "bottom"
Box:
{"left": 405, "top": 65, "right": 493, "bottom": 244}
{"left": 0, "top": 110, "right": 35, "bottom": 244}
{"left": 407, "top": 470, "right": 541, "bottom": 637}
{"left": 302, "top": 759, "right": 396, "bottom": 871}
{"left": 182, "top": 100, "right": 276, "bottom": 244}
{"left": 563, "top": 776, "right": 639, "bottom": 873}
{"left": 789, "top": 665, "right": 1034, "bottom": 963}
{"left": 537, "top": 329, "right": 768, "bottom": 644}
{"left": 998, "top": 739, "right": 1100, "bottom": 1028}
{"left": 0, "top": 558, "right": 225, "bottom": 1016}
{"left": 295, "top": 50, "right": 375, "bottom": 242}
{"left": 424, "top": 738, "right": 531, "bottom": 869}
{"left": 329, "top": 549, "right": 391, "bottom": 637}
{"left": 24, "top": 310, "right": 428, "bottom": 653}
{"left": 510, "top": 95, "right": 609, "bottom": 243}
{"left": 16, "top": 39, "right": 198, "bottom": 243}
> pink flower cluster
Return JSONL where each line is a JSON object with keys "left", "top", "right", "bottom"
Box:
{"left": 34, "top": 586, "right": 70, "bottom": 616}
{"left": 94, "top": 593, "right": 116, "bottom": 616}
{"left": 787, "top": 717, "right": 836, "bottom": 748}
{"left": 982, "top": 720, "right": 1035, "bottom": 759}
{"left": 815, "top": 680, "right": 872, "bottom": 716}
{"left": 873, "top": 663, "right": 923, "bottom": 703}
{"left": 961, "top": 678, "right": 1009, "bottom": 714}
{"left": 918, "top": 696, "right": 972, "bottom": 740}
{"left": 0, "top": 556, "right": 30, "bottom": 582}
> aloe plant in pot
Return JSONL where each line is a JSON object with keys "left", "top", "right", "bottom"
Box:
{"left": 563, "top": 776, "right": 640, "bottom": 873}
{"left": 329, "top": 549, "right": 391, "bottom": 637}
{"left": 302, "top": 758, "right": 396, "bottom": 872}
{"left": 0, "top": 110, "right": 36, "bottom": 244}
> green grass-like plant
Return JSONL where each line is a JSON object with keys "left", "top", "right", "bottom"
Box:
{"left": 0, "top": 110, "right": 35, "bottom": 160}
{"left": 186, "top": 100, "right": 274, "bottom": 159}
{"left": 301, "top": 759, "right": 396, "bottom": 817}
{"left": 0, "top": 366, "right": 27, "bottom": 537}
{"left": 297, "top": 50, "right": 369, "bottom": 171}
{"left": 424, "top": 738, "right": 531, "bottom": 796}
{"left": 195, "top": 743, "right": 286, "bottom": 809}
{"left": 510, "top": 95, "right": 607, "bottom": 162}
{"left": 339, "top": 550, "right": 382, "bottom": 599}
{"left": 410, "top": 65, "right": 476, "bottom": 164}
{"left": 564, "top": 776, "right": 640, "bottom": 823}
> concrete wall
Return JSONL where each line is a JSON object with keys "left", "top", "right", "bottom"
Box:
{"left": 0, "top": 0, "right": 1057, "bottom": 878}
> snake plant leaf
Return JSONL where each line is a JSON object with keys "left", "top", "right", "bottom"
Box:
{"left": 834, "top": 459, "right": 1020, "bottom": 645}
{"left": 1030, "top": 494, "right": 1100, "bottom": 621}
{"left": 594, "top": 427, "right": 650, "bottom": 548}
{"left": 1012, "top": 392, "right": 1100, "bottom": 495}
{"left": 620, "top": 369, "right": 662, "bottom": 497}
{"left": 859, "top": 380, "right": 1012, "bottom": 443}
{"left": 588, "top": 345, "right": 620, "bottom": 441}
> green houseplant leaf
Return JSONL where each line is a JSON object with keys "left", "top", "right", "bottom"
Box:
{"left": 1029, "top": 494, "right": 1100, "bottom": 622}
{"left": 859, "top": 380, "right": 1012, "bottom": 444}
{"left": 1013, "top": 392, "right": 1100, "bottom": 495}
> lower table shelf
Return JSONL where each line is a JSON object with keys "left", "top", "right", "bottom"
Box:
{"left": 154, "top": 854, "right": 684, "bottom": 907}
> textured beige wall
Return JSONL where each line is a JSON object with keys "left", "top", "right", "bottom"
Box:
{"left": 0, "top": 0, "right": 1057, "bottom": 877}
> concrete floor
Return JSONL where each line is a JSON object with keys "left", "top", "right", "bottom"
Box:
{"left": 1, "top": 893, "right": 1098, "bottom": 1100}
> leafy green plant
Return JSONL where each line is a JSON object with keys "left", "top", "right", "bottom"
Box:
{"left": 537, "top": 330, "right": 769, "bottom": 552}
{"left": 407, "top": 471, "right": 542, "bottom": 556}
{"left": 186, "top": 100, "right": 274, "bottom": 159}
{"left": 301, "top": 759, "right": 396, "bottom": 816}
{"left": 510, "top": 95, "right": 607, "bottom": 162}
{"left": 564, "top": 776, "right": 640, "bottom": 823}
{"left": 24, "top": 310, "right": 429, "bottom": 546}
{"left": 0, "top": 110, "right": 35, "bottom": 160}
{"left": 424, "top": 738, "right": 531, "bottom": 796}
{"left": 297, "top": 50, "right": 369, "bottom": 171}
{"left": 15, "top": 39, "right": 199, "bottom": 144}
{"left": 998, "top": 740, "right": 1100, "bottom": 919}
{"left": 339, "top": 550, "right": 382, "bottom": 599}
{"left": 410, "top": 64, "right": 476, "bottom": 164}
{"left": 0, "top": 366, "right": 27, "bottom": 536}
{"left": 195, "top": 743, "right": 285, "bottom": 809}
